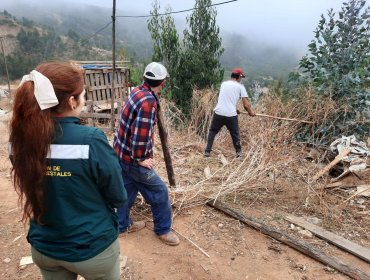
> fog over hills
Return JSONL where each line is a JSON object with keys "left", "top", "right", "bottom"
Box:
{"left": 2, "top": 0, "right": 338, "bottom": 80}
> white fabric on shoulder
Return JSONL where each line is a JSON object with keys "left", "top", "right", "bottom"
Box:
{"left": 20, "top": 70, "right": 59, "bottom": 110}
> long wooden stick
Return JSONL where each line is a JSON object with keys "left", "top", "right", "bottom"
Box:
{"left": 157, "top": 108, "right": 176, "bottom": 186}
{"left": 240, "top": 112, "right": 314, "bottom": 124}
{"left": 207, "top": 200, "right": 370, "bottom": 280}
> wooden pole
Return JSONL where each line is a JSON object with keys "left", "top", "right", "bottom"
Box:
{"left": 157, "top": 109, "right": 176, "bottom": 186}
{"left": 241, "top": 112, "right": 314, "bottom": 124}
{"left": 110, "top": 0, "right": 116, "bottom": 132}
{"left": 0, "top": 36, "right": 11, "bottom": 95}
{"left": 207, "top": 200, "right": 370, "bottom": 280}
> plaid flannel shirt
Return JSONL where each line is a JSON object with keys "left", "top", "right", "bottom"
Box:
{"left": 114, "top": 83, "right": 158, "bottom": 163}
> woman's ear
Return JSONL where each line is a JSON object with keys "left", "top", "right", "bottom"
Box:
{"left": 67, "top": 96, "right": 76, "bottom": 110}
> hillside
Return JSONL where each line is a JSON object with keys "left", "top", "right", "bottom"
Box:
{"left": 0, "top": 11, "right": 114, "bottom": 82}
{"left": 1, "top": 0, "right": 300, "bottom": 82}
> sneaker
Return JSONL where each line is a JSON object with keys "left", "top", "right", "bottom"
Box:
{"left": 204, "top": 151, "right": 211, "bottom": 157}
{"left": 236, "top": 151, "right": 242, "bottom": 158}
{"left": 127, "top": 221, "right": 146, "bottom": 233}
{"left": 158, "top": 231, "right": 180, "bottom": 246}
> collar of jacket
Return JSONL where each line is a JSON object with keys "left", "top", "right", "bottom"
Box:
{"left": 53, "top": 116, "right": 81, "bottom": 124}
{"left": 141, "top": 82, "right": 160, "bottom": 108}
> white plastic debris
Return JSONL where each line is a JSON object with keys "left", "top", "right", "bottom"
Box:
{"left": 19, "top": 256, "right": 33, "bottom": 267}
{"left": 330, "top": 135, "right": 370, "bottom": 171}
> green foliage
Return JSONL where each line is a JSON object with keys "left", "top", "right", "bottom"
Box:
{"left": 148, "top": 0, "right": 224, "bottom": 114}
{"left": 67, "top": 29, "right": 80, "bottom": 41}
{"left": 148, "top": 0, "right": 181, "bottom": 99}
{"left": 289, "top": 0, "right": 369, "bottom": 142}
{"left": 2, "top": 28, "right": 66, "bottom": 79}
{"left": 3, "top": 10, "right": 11, "bottom": 16}
{"left": 178, "top": 0, "right": 224, "bottom": 113}
{"left": 0, "top": 14, "right": 114, "bottom": 80}
{"left": 21, "top": 17, "right": 34, "bottom": 27}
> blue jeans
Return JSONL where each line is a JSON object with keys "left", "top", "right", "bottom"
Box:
{"left": 117, "top": 161, "right": 172, "bottom": 236}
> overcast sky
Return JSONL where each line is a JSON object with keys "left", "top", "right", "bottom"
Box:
{"left": 76, "top": 0, "right": 345, "bottom": 51}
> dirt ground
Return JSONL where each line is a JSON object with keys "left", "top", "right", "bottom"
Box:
{"left": 0, "top": 98, "right": 369, "bottom": 280}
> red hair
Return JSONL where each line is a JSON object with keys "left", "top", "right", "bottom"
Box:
{"left": 10, "top": 61, "right": 84, "bottom": 224}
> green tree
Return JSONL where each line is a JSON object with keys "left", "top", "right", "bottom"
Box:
{"left": 293, "top": 0, "right": 369, "bottom": 140}
{"left": 148, "top": 0, "right": 224, "bottom": 113}
{"left": 148, "top": 0, "right": 181, "bottom": 98}
{"left": 177, "top": 0, "right": 224, "bottom": 112}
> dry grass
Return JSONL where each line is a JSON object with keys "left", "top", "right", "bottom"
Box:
{"left": 157, "top": 88, "right": 369, "bottom": 244}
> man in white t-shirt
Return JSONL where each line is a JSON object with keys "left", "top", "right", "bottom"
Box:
{"left": 204, "top": 68, "right": 255, "bottom": 158}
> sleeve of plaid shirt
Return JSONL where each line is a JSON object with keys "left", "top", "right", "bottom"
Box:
{"left": 130, "top": 100, "right": 156, "bottom": 161}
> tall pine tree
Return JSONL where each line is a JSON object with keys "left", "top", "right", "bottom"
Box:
{"left": 148, "top": 0, "right": 181, "bottom": 98}
{"left": 175, "top": 0, "right": 224, "bottom": 112}
{"left": 148, "top": 0, "right": 224, "bottom": 114}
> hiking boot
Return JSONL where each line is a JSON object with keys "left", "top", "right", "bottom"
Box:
{"left": 158, "top": 231, "right": 180, "bottom": 246}
{"left": 204, "top": 151, "right": 211, "bottom": 157}
{"left": 127, "top": 221, "right": 146, "bottom": 233}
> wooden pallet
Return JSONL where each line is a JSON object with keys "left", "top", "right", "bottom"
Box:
{"left": 84, "top": 67, "right": 129, "bottom": 105}
{"left": 80, "top": 64, "right": 130, "bottom": 131}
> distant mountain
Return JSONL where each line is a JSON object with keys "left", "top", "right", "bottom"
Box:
{"left": 2, "top": 0, "right": 153, "bottom": 61}
{"left": 221, "top": 32, "right": 300, "bottom": 81}
{"left": 1, "top": 0, "right": 300, "bottom": 82}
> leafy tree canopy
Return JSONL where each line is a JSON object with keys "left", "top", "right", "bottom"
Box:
{"left": 289, "top": 0, "right": 369, "bottom": 141}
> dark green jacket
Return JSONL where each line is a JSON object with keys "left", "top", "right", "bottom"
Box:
{"left": 28, "top": 117, "right": 126, "bottom": 262}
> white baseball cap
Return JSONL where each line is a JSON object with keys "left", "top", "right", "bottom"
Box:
{"left": 143, "top": 62, "right": 169, "bottom": 81}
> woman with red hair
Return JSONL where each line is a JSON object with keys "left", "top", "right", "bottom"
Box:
{"left": 10, "top": 61, "right": 127, "bottom": 280}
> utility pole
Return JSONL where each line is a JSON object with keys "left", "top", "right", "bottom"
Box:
{"left": 110, "top": 0, "right": 116, "bottom": 131}
{"left": 0, "top": 36, "right": 11, "bottom": 95}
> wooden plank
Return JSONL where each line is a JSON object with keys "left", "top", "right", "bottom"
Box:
{"left": 86, "top": 85, "right": 123, "bottom": 91}
{"left": 105, "top": 71, "right": 112, "bottom": 100}
{"left": 207, "top": 200, "right": 370, "bottom": 280}
{"left": 285, "top": 215, "right": 370, "bottom": 263}
{"left": 91, "top": 72, "right": 99, "bottom": 101}
{"left": 312, "top": 148, "right": 351, "bottom": 181}
{"left": 88, "top": 99, "right": 117, "bottom": 106}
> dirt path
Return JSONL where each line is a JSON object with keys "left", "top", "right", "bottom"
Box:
{"left": 0, "top": 177, "right": 366, "bottom": 280}
{"left": 0, "top": 109, "right": 369, "bottom": 279}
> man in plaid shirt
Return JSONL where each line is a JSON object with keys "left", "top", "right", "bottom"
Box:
{"left": 113, "top": 62, "right": 180, "bottom": 246}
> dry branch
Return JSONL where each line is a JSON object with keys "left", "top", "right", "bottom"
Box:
{"left": 312, "top": 148, "right": 351, "bottom": 181}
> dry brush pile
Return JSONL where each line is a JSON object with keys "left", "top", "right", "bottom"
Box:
{"left": 158, "top": 88, "right": 369, "bottom": 241}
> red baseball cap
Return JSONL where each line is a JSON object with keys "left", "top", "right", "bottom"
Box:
{"left": 231, "top": 67, "right": 245, "bottom": 78}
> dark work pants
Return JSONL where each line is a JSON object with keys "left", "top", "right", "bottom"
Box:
{"left": 205, "top": 113, "right": 241, "bottom": 154}
{"left": 117, "top": 161, "right": 172, "bottom": 236}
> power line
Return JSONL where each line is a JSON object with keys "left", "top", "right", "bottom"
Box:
{"left": 87, "top": 0, "right": 237, "bottom": 40}
{"left": 116, "top": 0, "right": 238, "bottom": 18}
{"left": 86, "top": 21, "right": 112, "bottom": 40}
